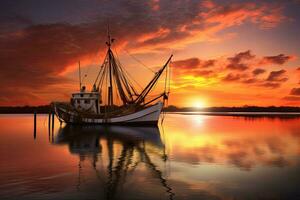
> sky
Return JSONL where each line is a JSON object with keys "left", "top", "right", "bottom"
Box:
{"left": 1, "top": 0, "right": 300, "bottom": 107}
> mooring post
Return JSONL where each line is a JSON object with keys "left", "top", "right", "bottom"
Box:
{"left": 48, "top": 111, "right": 51, "bottom": 130}
{"left": 33, "top": 111, "right": 37, "bottom": 140}
{"left": 52, "top": 112, "right": 55, "bottom": 131}
{"left": 48, "top": 110, "right": 51, "bottom": 141}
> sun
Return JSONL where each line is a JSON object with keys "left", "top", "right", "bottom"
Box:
{"left": 191, "top": 99, "right": 206, "bottom": 109}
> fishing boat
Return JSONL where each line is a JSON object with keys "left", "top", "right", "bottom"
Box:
{"left": 52, "top": 30, "right": 172, "bottom": 125}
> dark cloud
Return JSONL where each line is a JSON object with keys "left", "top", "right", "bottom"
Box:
{"left": 290, "top": 88, "right": 300, "bottom": 96}
{"left": 226, "top": 50, "right": 255, "bottom": 71}
{"left": 259, "top": 82, "right": 281, "bottom": 88}
{"left": 0, "top": 23, "right": 101, "bottom": 105}
{"left": 254, "top": 69, "right": 288, "bottom": 89}
{"left": 226, "top": 63, "right": 249, "bottom": 71}
{"left": 228, "top": 50, "right": 255, "bottom": 64}
{"left": 194, "top": 70, "right": 214, "bottom": 76}
{"left": 222, "top": 73, "right": 242, "bottom": 82}
{"left": 243, "top": 78, "right": 258, "bottom": 84}
{"left": 266, "top": 69, "right": 288, "bottom": 82}
{"left": 283, "top": 96, "right": 300, "bottom": 101}
{"left": 172, "top": 58, "right": 216, "bottom": 69}
{"left": 172, "top": 58, "right": 200, "bottom": 69}
{"left": 261, "top": 54, "right": 292, "bottom": 65}
{"left": 252, "top": 68, "right": 266, "bottom": 76}
{"left": 172, "top": 57, "right": 216, "bottom": 78}
{"left": 201, "top": 59, "right": 216, "bottom": 68}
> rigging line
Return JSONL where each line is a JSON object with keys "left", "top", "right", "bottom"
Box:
{"left": 104, "top": 64, "right": 108, "bottom": 116}
{"left": 164, "top": 61, "right": 169, "bottom": 93}
{"left": 98, "top": 56, "right": 109, "bottom": 89}
{"left": 168, "top": 61, "right": 172, "bottom": 93}
{"left": 85, "top": 40, "right": 108, "bottom": 85}
{"left": 114, "top": 53, "right": 131, "bottom": 103}
{"left": 111, "top": 54, "right": 130, "bottom": 104}
{"left": 116, "top": 66, "right": 133, "bottom": 101}
{"left": 114, "top": 60, "right": 136, "bottom": 99}
{"left": 135, "top": 55, "right": 172, "bottom": 104}
{"left": 112, "top": 72, "right": 119, "bottom": 105}
{"left": 95, "top": 53, "right": 109, "bottom": 86}
{"left": 110, "top": 49, "right": 129, "bottom": 103}
{"left": 113, "top": 49, "right": 143, "bottom": 91}
{"left": 81, "top": 64, "right": 90, "bottom": 84}
{"left": 112, "top": 62, "right": 123, "bottom": 105}
{"left": 118, "top": 62, "right": 142, "bottom": 93}
{"left": 162, "top": 62, "right": 172, "bottom": 125}
{"left": 140, "top": 71, "right": 161, "bottom": 102}
{"left": 123, "top": 49, "right": 155, "bottom": 73}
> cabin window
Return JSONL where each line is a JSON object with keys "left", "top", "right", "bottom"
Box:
{"left": 77, "top": 100, "right": 80, "bottom": 104}
{"left": 80, "top": 94, "right": 83, "bottom": 97}
{"left": 84, "top": 99, "right": 90, "bottom": 104}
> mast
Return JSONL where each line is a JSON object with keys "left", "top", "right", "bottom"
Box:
{"left": 78, "top": 61, "right": 82, "bottom": 90}
{"left": 107, "top": 25, "right": 114, "bottom": 107}
{"left": 94, "top": 25, "right": 170, "bottom": 108}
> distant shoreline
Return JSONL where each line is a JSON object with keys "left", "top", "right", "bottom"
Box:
{"left": 170, "top": 112, "right": 300, "bottom": 118}
{"left": 1, "top": 105, "right": 300, "bottom": 115}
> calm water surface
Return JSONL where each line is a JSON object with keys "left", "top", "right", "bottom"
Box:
{"left": 1, "top": 114, "right": 300, "bottom": 200}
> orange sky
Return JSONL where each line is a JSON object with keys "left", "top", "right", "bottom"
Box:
{"left": 0, "top": 0, "right": 300, "bottom": 107}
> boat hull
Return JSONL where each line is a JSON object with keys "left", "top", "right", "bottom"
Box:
{"left": 53, "top": 102, "right": 163, "bottom": 126}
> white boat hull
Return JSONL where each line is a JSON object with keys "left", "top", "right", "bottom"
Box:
{"left": 53, "top": 102, "right": 163, "bottom": 125}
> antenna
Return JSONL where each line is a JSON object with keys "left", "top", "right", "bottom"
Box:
{"left": 78, "top": 61, "right": 82, "bottom": 90}
{"left": 106, "top": 23, "right": 114, "bottom": 48}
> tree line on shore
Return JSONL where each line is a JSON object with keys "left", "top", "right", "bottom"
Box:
{"left": 1, "top": 105, "right": 300, "bottom": 114}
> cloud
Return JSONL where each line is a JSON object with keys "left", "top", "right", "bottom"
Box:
{"left": 228, "top": 50, "right": 255, "bottom": 63}
{"left": 259, "top": 82, "right": 281, "bottom": 88}
{"left": 172, "top": 58, "right": 216, "bottom": 78}
{"left": 0, "top": 23, "right": 101, "bottom": 105}
{"left": 266, "top": 69, "right": 288, "bottom": 82}
{"left": 242, "top": 78, "right": 258, "bottom": 84}
{"left": 226, "top": 50, "right": 255, "bottom": 71}
{"left": 290, "top": 88, "right": 300, "bottom": 96}
{"left": 0, "top": 0, "right": 289, "bottom": 105}
{"left": 201, "top": 59, "right": 216, "bottom": 68}
{"left": 194, "top": 70, "right": 214, "bottom": 76}
{"left": 173, "top": 50, "right": 292, "bottom": 91}
{"left": 172, "top": 58, "right": 216, "bottom": 69}
{"left": 227, "top": 63, "right": 249, "bottom": 71}
{"left": 261, "top": 54, "right": 293, "bottom": 65}
{"left": 172, "top": 58, "right": 201, "bottom": 69}
{"left": 253, "top": 69, "right": 289, "bottom": 89}
{"left": 222, "top": 73, "right": 242, "bottom": 82}
{"left": 252, "top": 68, "right": 266, "bottom": 76}
{"left": 283, "top": 96, "right": 300, "bottom": 101}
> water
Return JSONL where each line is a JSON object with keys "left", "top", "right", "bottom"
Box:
{"left": 1, "top": 114, "right": 300, "bottom": 200}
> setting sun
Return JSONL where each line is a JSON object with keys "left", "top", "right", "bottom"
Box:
{"left": 191, "top": 99, "right": 207, "bottom": 108}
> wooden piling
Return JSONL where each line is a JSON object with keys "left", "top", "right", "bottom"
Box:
{"left": 33, "top": 111, "right": 37, "bottom": 139}
{"left": 48, "top": 111, "right": 51, "bottom": 141}
{"left": 48, "top": 112, "right": 51, "bottom": 129}
{"left": 51, "top": 112, "right": 55, "bottom": 143}
{"left": 52, "top": 113, "right": 55, "bottom": 129}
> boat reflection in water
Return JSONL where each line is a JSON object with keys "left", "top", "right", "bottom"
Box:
{"left": 54, "top": 125, "right": 174, "bottom": 200}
